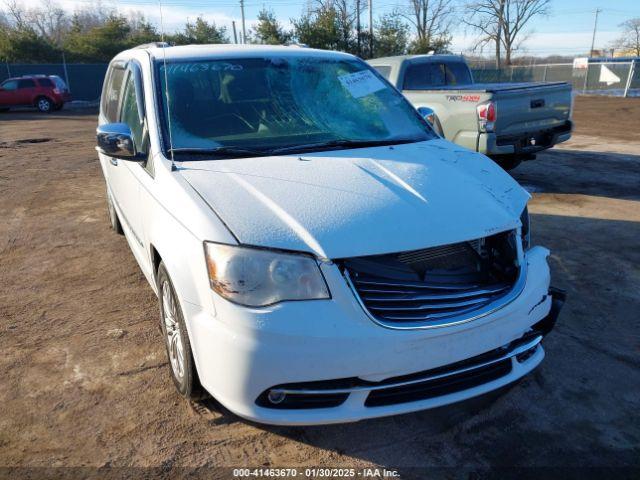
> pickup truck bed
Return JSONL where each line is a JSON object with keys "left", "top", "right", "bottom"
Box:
{"left": 368, "top": 55, "right": 573, "bottom": 168}
{"left": 435, "top": 81, "right": 568, "bottom": 92}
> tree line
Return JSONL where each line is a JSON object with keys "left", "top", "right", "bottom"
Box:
{"left": 0, "top": 0, "right": 457, "bottom": 63}
{"left": 3, "top": 0, "right": 636, "bottom": 66}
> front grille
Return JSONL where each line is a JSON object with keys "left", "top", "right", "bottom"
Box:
{"left": 364, "top": 359, "right": 512, "bottom": 407}
{"left": 342, "top": 231, "right": 520, "bottom": 327}
{"left": 255, "top": 335, "right": 540, "bottom": 411}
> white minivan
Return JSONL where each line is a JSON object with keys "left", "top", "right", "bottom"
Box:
{"left": 97, "top": 43, "right": 564, "bottom": 425}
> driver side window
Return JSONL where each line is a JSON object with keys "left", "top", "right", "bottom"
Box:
{"left": 120, "top": 71, "right": 153, "bottom": 175}
{"left": 120, "top": 75, "right": 144, "bottom": 150}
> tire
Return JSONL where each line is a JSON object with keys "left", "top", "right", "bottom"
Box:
{"left": 0, "top": 107, "right": 9, "bottom": 113}
{"left": 157, "top": 262, "right": 205, "bottom": 400}
{"left": 106, "top": 189, "right": 124, "bottom": 235}
{"left": 35, "top": 96, "right": 53, "bottom": 113}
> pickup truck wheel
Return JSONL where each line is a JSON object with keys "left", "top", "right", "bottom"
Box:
{"left": 106, "top": 190, "right": 124, "bottom": 235}
{"left": 35, "top": 96, "right": 53, "bottom": 113}
{"left": 157, "top": 262, "right": 205, "bottom": 400}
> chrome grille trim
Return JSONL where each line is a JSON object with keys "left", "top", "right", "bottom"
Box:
{"left": 359, "top": 284, "right": 510, "bottom": 302}
{"left": 345, "top": 267, "right": 526, "bottom": 330}
{"left": 343, "top": 236, "right": 526, "bottom": 330}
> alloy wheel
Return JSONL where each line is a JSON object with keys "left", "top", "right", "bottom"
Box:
{"left": 161, "top": 280, "right": 185, "bottom": 381}
{"left": 37, "top": 98, "right": 51, "bottom": 112}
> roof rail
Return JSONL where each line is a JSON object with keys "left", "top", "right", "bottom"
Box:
{"left": 133, "top": 42, "right": 171, "bottom": 49}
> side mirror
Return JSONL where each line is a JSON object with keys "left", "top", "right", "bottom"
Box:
{"left": 417, "top": 106, "right": 443, "bottom": 137}
{"left": 96, "top": 123, "right": 143, "bottom": 160}
{"left": 417, "top": 106, "right": 436, "bottom": 126}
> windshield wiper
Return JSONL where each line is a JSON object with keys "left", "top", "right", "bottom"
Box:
{"left": 268, "top": 138, "right": 422, "bottom": 155}
{"left": 168, "top": 146, "right": 268, "bottom": 158}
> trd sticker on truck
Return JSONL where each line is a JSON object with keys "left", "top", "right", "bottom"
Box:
{"left": 446, "top": 94, "right": 481, "bottom": 102}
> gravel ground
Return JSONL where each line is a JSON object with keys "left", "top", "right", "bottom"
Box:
{"left": 0, "top": 96, "right": 639, "bottom": 478}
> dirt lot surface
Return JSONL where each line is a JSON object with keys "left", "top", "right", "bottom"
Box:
{"left": 572, "top": 96, "right": 640, "bottom": 143}
{"left": 1, "top": 97, "right": 639, "bottom": 478}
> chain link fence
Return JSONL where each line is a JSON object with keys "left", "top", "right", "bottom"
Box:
{"left": 2, "top": 59, "right": 639, "bottom": 101}
{"left": 2, "top": 63, "right": 108, "bottom": 102}
{"left": 469, "top": 60, "right": 639, "bottom": 97}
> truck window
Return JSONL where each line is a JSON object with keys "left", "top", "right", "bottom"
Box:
{"left": 373, "top": 65, "right": 391, "bottom": 79}
{"left": 444, "top": 63, "right": 472, "bottom": 86}
{"left": 101, "top": 66, "right": 126, "bottom": 123}
{"left": 403, "top": 63, "right": 446, "bottom": 90}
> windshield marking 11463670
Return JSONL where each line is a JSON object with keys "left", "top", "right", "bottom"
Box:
{"left": 156, "top": 56, "right": 434, "bottom": 159}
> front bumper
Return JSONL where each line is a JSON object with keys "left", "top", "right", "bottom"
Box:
{"left": 183, "top": 246, "right": 559, "bottom": 425}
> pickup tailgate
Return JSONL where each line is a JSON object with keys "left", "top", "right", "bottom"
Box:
{"left": 481, "top": 82, "right": 572, "bottom": 135}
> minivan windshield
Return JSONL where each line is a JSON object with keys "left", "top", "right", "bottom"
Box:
{"left": 156, "top": 56, "right": 435, "bottom": 158}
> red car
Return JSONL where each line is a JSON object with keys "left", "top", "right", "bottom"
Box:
{"left": 0, "top": 75, "right": 72, "bottom": 113}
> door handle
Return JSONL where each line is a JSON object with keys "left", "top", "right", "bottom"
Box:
{"left": 110, "top": 158, "right": 118, "bottom": 166}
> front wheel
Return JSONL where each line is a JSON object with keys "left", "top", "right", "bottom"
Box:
{"left": 106, "top": 189, "right": 124, "bottom": 234}
{"left": 36, "top": 97, "right": 53, "bottom": 113}
{"left": 157, "top": 262, "right": 205, "bottom": 400}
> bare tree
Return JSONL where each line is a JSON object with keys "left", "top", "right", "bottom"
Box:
{"left": 4, "top": 0, "right": 27, "bottom": 29}
{"left": 614, "top": 18, "right": 640, "bottom": 57}
{"left": 399, "top": 0, "right": 455, "bottom": 52}
{"left": 26, "top": 0, "right": 69, "bottom": 47}
{"left": 464, "top": 0, "right": 550, "bottom": 67}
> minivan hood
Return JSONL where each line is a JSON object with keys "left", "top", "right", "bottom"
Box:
{"left": 180, "top": 139, "right": 529, "bottom": 259}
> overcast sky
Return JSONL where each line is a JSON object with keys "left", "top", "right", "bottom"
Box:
{"left": 14, "top": 0, "right": 640, "bottom": 56}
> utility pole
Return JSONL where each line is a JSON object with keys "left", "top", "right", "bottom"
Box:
{"left": 240, "top": 0, "right": 246, "bottom": 44}
{"left": 356, "top": 0, "right": 361, "bottom": 57}
{"left": 61, "top": 51, "right": 71, "bottom": 94}
{"left": 232, "top": 20, "right": 238, "bottom": 44}
{"left": 368, "top": 0, "right": 373, "bottom": 58}
{"left": 589, "top": 8, "right": 602, "bottom": 57}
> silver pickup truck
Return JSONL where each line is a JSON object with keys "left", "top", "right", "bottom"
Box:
{"left": 368, "top": 54, "right": 573, "bottom": 169}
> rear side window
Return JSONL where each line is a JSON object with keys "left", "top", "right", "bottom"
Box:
{"left": 403, "top": 63, "right": 446, "bottom": 90}
{"left": 101, "top": 66, "right": 126, "bottom": 123}
{"left": 52, "top": 77, "right": 67, "bottom": 89}
{"left": 37, "top": 78, "right": 54, "bottom": 87}
{"left": 373, "top": 65, "right": 392, "bottom": 79}
{"left": 18, "top": 79, "right": 36, "bottom": 89}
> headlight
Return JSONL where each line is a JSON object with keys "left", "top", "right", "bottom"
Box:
{"left": 204, "top": 242, "right": 330, "bottom": 307}
{"left": 520, "top": 206, "right": 530, "bottom": 250}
